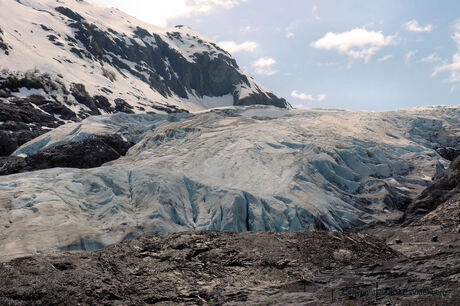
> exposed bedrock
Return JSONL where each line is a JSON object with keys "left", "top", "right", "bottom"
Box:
{"left": 0, "top": 96, "right": 67, "bottom": 156}
{"left": 404, "top": 154, "right": 460, "bottom": 222}
{"left": 436, "top": 146, "right": 460, "bottom": 161}
{"left": 0, "top": 134, "right": 133, "bottom": 175}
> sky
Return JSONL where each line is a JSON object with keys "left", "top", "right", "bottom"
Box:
{"left": 89, "top": 0, "right": 460, "bottom": 110}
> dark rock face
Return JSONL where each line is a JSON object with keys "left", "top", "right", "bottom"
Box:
{"left": 26, "top": 94, "right": 77, "bottom": 121}
{"left": 0, "top": 156, "right": 27, "bottom": 175}
{"left": 114, "top": 98, "right": 134, "bottom": 114}
{"left": 70, "top": 83, "right": 101, "bottom": 116}
{"left": 68, "top": 20, "right": 211, "bottom": 99}
{"left": 0, "top": 73, "right": 108, "bottom": 156}
{"left": 0, "top": 129, "right": 42, "bottom": 157}
{"left": 58, "top": 10, "right": 289, "bottom": 108}
{"left": 55, "top": 6, "right": 84, "bottom": 22}
{"left": 0, "top": 71, "right": 59, "bottom": 94}
{"left": 404, "top": 155, "right": 460, "bottom": 222}
{"left": 0, "top": 134, "right": 133, "bottom": 175}
{"left": 413, "top": 195, "right": 460, "bottom": 231}
{"left": 436, "top": 146, "right": 460, "bottom": 161}
{"left": 236, "top": 91, "right": 289, "bottom": 109}
{"left": 93, "top": 95, "right": 112, "bottom": 113}
{"left": 0, "top": 97, "right": 64, "bottom": 156}
{"left": 0, "top": 26, "right": 11, "bottom": 55}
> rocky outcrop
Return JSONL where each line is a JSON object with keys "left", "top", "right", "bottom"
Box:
{"left": 404, "top": 155, "right": 460, "bottom": 222}
{"left": 26, "top": 95, "right": 77, "bottom": 121}
{"left": 0, "top": 26, "right": 11, "bottom": 55}
{"left": 0, "top": 71, "right": 60, "bottom": 94}
{"left": 436, "top": 146, "right": 460, "bottom": 162}
{"left": 0, "top": 96, "right": 65, "bottom": 156}
{"left": 0, "top": 134, "right": 133, "bottom": 175}
{"left": 70, "top": 83, "right": 102, "bottom": 116}
{"left": 114, "top": 98, "right": 134, "bottom": 114}
{"left": 413, "top": 195, "right": 460, "bottom": 232}
{"left": 236, "top": 91, "right": 289, "bottom": 109}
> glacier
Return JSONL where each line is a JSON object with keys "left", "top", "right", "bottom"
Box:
{"left": 0, "top": 105, "right": 459, "bottom": 260}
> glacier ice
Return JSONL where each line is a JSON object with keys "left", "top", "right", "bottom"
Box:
{"left": 0, "top": 105, "right": 459, "bottom": 260}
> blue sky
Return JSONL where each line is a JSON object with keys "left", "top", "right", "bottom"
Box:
{"left": 90, "top": 0, "right": 460, "bottom": 110}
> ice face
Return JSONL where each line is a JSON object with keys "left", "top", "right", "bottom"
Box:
{"left": 0, "top": 105, "right": 459, "bottom": 260}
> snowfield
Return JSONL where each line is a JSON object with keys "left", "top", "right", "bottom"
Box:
{"left": 0, "top": 105, "right": 459, "bottom": 260}
{"left": 0, "top": 0, "right": 287, "bottom": 113}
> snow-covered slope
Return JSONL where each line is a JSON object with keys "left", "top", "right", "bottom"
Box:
{"left": 0, "top": 105, "right": 459, "bottom": 260}
{"left": 0, "top": 0, "right": 288, "bottom": 116}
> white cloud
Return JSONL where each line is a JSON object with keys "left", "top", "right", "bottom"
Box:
{"left": 240, "top": 25, "right": 254, "bottom": 32}
{"left": 452, "top": 18, "right": 460, "bottom": 31}
{"left": 405, "top": 50, "right": 418, "bottom": 63}
{"left": 420, "top": 53, "right": 440, "bottom": 63}
{"left": 317, "top": 61, "right": 338, "bottom": 67}
{"left": 317, "top": 93, "right": 327, "bottom": 102}
{"left": 291, "top": 90, "right": 313, "bottom": 101}
{"left": 454, "top": 32, "right": 460, "bottom": 49}
{"left": 433, "top": 53, "right": 460, "bottom": 83}
{"left": 218, "top": 41, "right": 258, "bottom": 53}
{"left": 377, "top": 54, "right": 393, "bottom": 62}
{"left": 311, "top": 28, "right": 396, "bottom": 62}
{"left": 435, "top": 54, "right": 460, "bottom": 72}
{"left": 286, "top": 32, "right": 295, "bottom": 39}
{"left": 403, "top": 20, "right": 433, "bottom": 33}
{"left": 251, "top": 57, "right": 278, "bottom": 75}
{"left": 89, "top": 0, "right": 249, "bottom": 27}
{"left": 253, "top": 57, "right": 276, "bottom": 67}
{"left": 432, "top": 27, "right": 460, "bottom": 91}
{"left": 312, "top": 5, "right": 320, "bottom": 21}
{"left": 432, "top": 31, "right": 460, "bottom": 90}
{"left": 291, "top": 90, "right": 326, "bottom": 102}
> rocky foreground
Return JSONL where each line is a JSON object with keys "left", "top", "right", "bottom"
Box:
{"left": 0, "top": 220, "right": 459, "bottom": 305}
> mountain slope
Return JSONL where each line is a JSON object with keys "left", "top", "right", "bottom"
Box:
{"left": 0, "top": 105, "right": 459, "bottom": 260}
{"left": 0, "top": 0, "right": 289, "bottom": 154}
